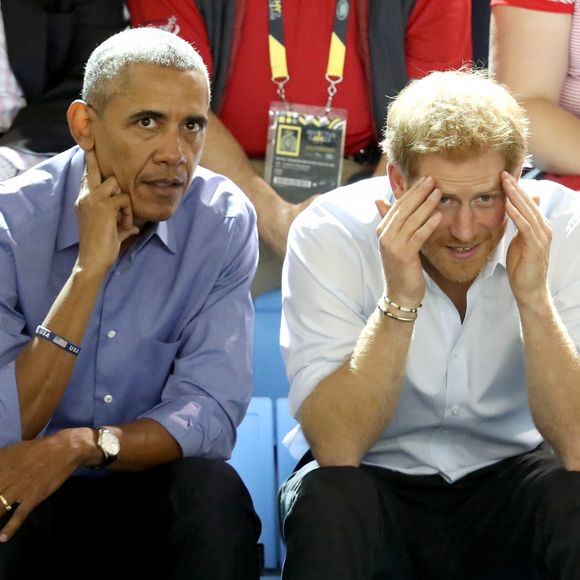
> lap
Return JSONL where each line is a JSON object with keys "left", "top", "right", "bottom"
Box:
{"left": 280, "top": 445, "right": 570, "bottom": 579}
{"left": 0, "top": 457, "right": 259, "bottom": 580}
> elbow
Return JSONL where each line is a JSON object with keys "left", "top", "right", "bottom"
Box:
{"left": 307, "top": 439, "right": 363, "bottom": 469}
{"left": 547, "top": 438, "right": 580, "bottom": 472}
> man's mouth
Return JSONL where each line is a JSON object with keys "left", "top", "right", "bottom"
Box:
{"left": 444, "top": 244, "right": 479, "bottom": 259}
{"left": 142, "top": 177, "right": 185, "bottom": 196}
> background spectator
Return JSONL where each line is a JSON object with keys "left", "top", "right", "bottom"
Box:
{"left": 490, "top": 0, "right": 580, "bottom": 190}
{"left": 0, "top": 0, "right": 126, "bottom": 180}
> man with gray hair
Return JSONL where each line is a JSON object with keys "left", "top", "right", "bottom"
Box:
{"left": 279, "top": 70, "right": 580, "bottom": 579}
{"left": 0, "top": 27, "right": 260, "bottom": 579}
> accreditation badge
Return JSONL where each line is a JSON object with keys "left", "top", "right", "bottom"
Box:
{"left": 264, "top": 102, "right": 347, "bottom": 203}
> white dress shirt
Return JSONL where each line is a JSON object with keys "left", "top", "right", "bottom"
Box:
{"left": 281, "top": 176, "right": 580, "bottom": 482}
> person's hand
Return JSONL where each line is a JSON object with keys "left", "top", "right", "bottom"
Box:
{"left": 259, "top": 194, "right": 320, "bottom": 258}
{"left": 502, "top": 171, "right": 552, "bottom": 304}
{"left": 75, "top": 150, "right": 139, "bottom": 274}
{"left": 375, "top": 176, "right": 442, "bottom": 306}
{"left": 0, "top": 431, "right": 84, "bottom": 542}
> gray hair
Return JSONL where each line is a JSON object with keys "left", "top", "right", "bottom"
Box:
{"left": 82, "top": 27, "right": 210, "bottom": 112}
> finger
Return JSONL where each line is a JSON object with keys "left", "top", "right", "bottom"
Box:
{"left": 387, "top": 177, "right": 437, "bottom": 233}
{"left": 505, "top": 198, "right": 540, "bottom": 246}
{"left": 375, "top": 198, "right": 391, "bottom": 219}
{"left": 84, "top": 150, "right": 103, "bottom": 190}
{"left": 502, "top": 172, "right": 543, "bottom": 225}
{"left": 396, "top": 176, "right": 436, "bottom": 209}
{"left": 409, "top": 211, "right": 442, "bottom": 249}
{"left": 0, "top": 502, "right": 29, "bottom": 543}
{"left": 398, "top": 188, "right": 442, "bottom": 238}
{"left": 503, "top": 174, "right": 551, "bottom": 241}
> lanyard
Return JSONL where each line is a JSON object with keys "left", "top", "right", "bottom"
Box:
{"left": 267, "top": 0, "right": 351, "bottom": 112}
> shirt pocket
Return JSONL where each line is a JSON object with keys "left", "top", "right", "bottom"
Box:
{"left": 132, "top": 336, "right": 182, "bottom": 410}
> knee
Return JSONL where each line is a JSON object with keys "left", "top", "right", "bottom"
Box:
{"left": 172, "top": 457, "right": 253, "bottom": 509}
{"left": 281, "top": 464, "right": 381, "bottom": 532}
{"left": 541, "top": 468, "right": 580, "bottom": 530}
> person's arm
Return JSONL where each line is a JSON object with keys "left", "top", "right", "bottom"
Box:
{"left": 501, "top": 172, "right": 580, "bottom": 469}
{"left": 284, "top": 174, "right": 442, "bottom": 467}
{"left": 0, "top": 418, "right": 181, "bottom": 543}
{"left": 0, "top": 0, "right": 126, "bottom": 156}
{"left": 490, "top": 5, "right": 580, "bottom": 175}
{"left": 14, "top": 150, "right": 139, "bottom": 440}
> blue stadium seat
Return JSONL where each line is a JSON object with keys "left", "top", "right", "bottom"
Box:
{"left": 253, "top": 289, "right": 290, "bottom": 400}
{"left": 229, "top": 397, "right": 278, "bottom": 570}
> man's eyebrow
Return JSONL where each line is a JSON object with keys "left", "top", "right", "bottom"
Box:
{"left": 439, "top": 189, "right": 504, "bottom": 198}
{"left": 127, "top": 110, "right": 166, "bottom": 123}
{"left": 127, "top": 111, "right": 208, "bottom": 127}
{"left": 185, "top": 115, "right": 208, "bottom": 128}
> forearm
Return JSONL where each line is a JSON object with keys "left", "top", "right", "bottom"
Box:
{"left": 16, "top": 263, "right": 106, "bottom": 439}
{"left": 71, "top": 419, "right": 182, "bottom": 471}
{"left": 298, "top": 308, "right": 414, "bottom": 467}
{"left": 521, "top": 98, "right": 580, "bottom": 175}
{"left": 519, "top": 291, "right": 580, "bottom": 468}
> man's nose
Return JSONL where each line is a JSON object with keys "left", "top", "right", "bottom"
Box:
{"left": 155, "top": 130, "right": 187, "bottom": 165}
{"left": 449, "top": 205, "right": 477, "bottom": 242}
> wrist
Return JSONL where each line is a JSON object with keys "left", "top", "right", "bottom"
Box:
{"left": 377, "top": 293, "right": 421, "bottom": 323}
{"left": 55, "top": 427, "right": 102, "bottom": 468}
{"left": 515, "top": 284, "right": 552, "bottom": 317}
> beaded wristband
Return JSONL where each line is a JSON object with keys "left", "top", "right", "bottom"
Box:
{"left": 380, "top": 294, "right": 422, "bottom": 314}
{"left": 35, "top": 325, "right": 81, "bottom": 356}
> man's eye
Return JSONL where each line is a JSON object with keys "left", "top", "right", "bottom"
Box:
{"left": 185, "top": 121, "right": 202, "bottom": 132}
{"left": 479, "top": 194, "right": 492, "bottom": 202}
{"left": 439, "top": 196, "right": 451, "bottom": 206}
{"left": 139, "top": 117, "right": 157, "bottom": 128}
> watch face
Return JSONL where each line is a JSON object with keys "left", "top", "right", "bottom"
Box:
{"left": 101, "top": 430, "right": 120, "bottom": 456}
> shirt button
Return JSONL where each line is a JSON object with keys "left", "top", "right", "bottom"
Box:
{"left": 107, "top": 330, "right": 116, "bottom": 339}
{"left": 452, "top": 349, "right": 459, "bottom": 359}
{"left": 451, "top": 407, "right": 460, "bottom": 416}
{"left": 104, "top": 394, "right": 113, "bottom": 404}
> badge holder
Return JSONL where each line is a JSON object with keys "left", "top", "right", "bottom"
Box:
{"left": 265, "top": 102, "right": 347, "bottom": 204}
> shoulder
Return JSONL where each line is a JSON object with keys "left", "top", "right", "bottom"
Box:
{"left": 291, "top": 176, "right": 388, "bottom": 243}
{"left": 185, "top": 165, "right": 255, "bottom": 218}
{"left": 521, "top": 180, "right": 580, "bottom": 253}
{"left": 175, "top": 166, "right": 257, "bottom": 243}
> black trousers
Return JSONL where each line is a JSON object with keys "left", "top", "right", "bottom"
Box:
{"left": 279, "top": 445, "right": 580, "bottom": 580}
{"left": 0, "top": 457, "right": 261, "bottom": 580}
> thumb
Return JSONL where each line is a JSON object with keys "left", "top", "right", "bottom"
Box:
{"left": 375, "top": 198, "right": 391, "bottom": 218}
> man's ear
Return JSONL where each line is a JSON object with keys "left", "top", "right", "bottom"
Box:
{"left": 387, "top": 162, "right": 406, "bottom": 200}
{"left": 67, "top": 100, "right": 95, "bottom": 151}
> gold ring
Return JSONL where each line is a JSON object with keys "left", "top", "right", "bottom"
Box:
{"left": 0, "top": 493, "right": 12, "bottom": 512}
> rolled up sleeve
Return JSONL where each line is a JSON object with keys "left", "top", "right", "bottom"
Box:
{"left": 139, "top": 206, "right": 258, "bottom": 459}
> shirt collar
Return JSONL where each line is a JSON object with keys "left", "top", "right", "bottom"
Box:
{"left": 56, "top": 148, "right": 177, "bottom": 254}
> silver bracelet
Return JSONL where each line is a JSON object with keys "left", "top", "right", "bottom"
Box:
{"left": 376, "top": 302, "right": 417, "bottom": 322}
{"left": 380, "top": 294, "right": 422, "bottom": 314}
